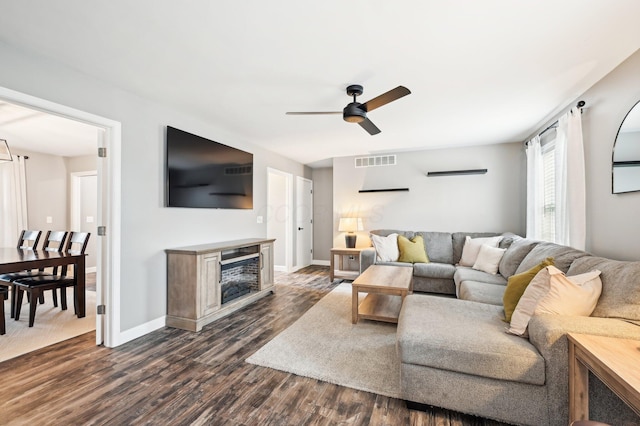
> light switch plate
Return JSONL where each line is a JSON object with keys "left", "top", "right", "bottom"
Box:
{"left": 257, "top": 216, "right": 263, "bottom": 224}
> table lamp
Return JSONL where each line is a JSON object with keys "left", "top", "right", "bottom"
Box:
{"left": 338, "top": 217, "right": 363, "bottom": 248}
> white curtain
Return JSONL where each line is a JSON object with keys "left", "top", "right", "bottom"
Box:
{"left": 0, "top": 155, "right": 28, "bottom": 247}
{"left": 555, "top": 108, "right": 586, "bottom": 250}
{"left": 525, "top": 135, "right": 544, "bottom": 240}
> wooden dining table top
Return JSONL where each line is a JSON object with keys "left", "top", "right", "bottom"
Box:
{"left": 0, "top": 247, "right": 87, "bottom": 317}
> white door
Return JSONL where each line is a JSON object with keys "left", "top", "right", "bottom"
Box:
{"left": 296, "top": 177, "right": 313, "bottom": 269}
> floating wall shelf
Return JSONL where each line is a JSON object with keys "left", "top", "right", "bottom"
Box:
{"left": 613, "top": 161, "right": 640, "bottom": 168}
{"left": 358, "top": 188, "right": 410, "bottom": 193}
{"left": 426, "top": 169, "right": 488, "bottom": 177}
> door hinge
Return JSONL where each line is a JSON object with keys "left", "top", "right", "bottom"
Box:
{"left": 97, "top": 305, "right": 106, "bottom": 315}
{"left": 98, "top": 147, "right": 107, "bottom": 158}
{"left": 97, "top": 226, "right": 107, "bottom": 236}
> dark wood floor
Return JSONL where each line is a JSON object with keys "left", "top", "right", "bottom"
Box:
{"left": 0, "top": 266, "right": 508, "bottom": 425}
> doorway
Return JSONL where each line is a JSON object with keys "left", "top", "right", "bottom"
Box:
{"left": 267, "top": 168, "right": 293, "bottom": 272}
{"left": 0, "top": 86, "right": 121, "bottom": 348}
{"left": 296, "top": 177, "right": 313, "bottom": 269}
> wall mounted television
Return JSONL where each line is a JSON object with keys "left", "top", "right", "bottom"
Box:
{"left": 166, "top": 126, "right": 253, "bottom": 209}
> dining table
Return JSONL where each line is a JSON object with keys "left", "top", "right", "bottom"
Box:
{"left": 0, "top": 247, "right": 86, "bottom": 318}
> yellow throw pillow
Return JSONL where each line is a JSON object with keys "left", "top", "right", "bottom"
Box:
{"left": 397, "top": 235, "right": 430, "bottom": 263}
{"left": 503, "top": 257, "right": 554, "bottom": 322}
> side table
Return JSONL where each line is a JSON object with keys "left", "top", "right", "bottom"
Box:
{"left": 329, "top": 247, "right": 363, "bottom": 281}
{"left": 567, "top": 333, "right": 640, "bottom": 423}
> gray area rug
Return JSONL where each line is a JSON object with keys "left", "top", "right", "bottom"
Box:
{"left": 1, "top": 287, "right": 96, "bottom": 362}
{"left": 246, "top": 283, "right": 401, "bottom": 398}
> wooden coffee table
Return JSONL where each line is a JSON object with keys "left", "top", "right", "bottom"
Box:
{"left": 352, "top": 264, "right": 413, "bottom": 324}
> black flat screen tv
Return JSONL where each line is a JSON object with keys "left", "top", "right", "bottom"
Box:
{"left": 166, "top": 126, "right": 253, "bottom": 209}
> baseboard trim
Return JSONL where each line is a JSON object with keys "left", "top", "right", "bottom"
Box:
{"left": 312, "top": 260, "right": 330, "bottom": 266}
{"left": 111, "top": 316, "right": 166, "bottom": 347}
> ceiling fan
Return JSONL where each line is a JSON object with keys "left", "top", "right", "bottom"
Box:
{"left": 286, "top": 84, "right": 411, "bottom": 135}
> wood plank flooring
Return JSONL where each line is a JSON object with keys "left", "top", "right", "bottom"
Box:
{"left": 0, "top": 266, "right": 509, "bottom": 425}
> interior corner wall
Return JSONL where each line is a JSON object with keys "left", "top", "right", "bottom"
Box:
{"left": 0, "top": 41, "right": 308, "bottom": 334}
{"left": 574, "top": 48, "right": 640, "bottom": 260}
{"left": 312, "top": 167, "right": 333, "bottom": 262}
{"left": 13, "top": 148, "right": 68, "bottom": 233}
{"left": 332, "top": 143, "right": 525, "bottom": 247}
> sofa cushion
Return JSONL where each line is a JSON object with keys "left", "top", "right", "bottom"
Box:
{"left": 516, "top": 242, "right": 589, "bottom": 274}
{"left": 454, "top": 266, "right": 507, "bottom": 288}
{"left": 567, "top": 256, "right": 640, "bottom": 324}
{"left": 452, "top": 232, "right": 502, "bottom": 264}
{"left": 499, "top": 238, "right": 539, "bottom": 278}
{"left": 413, "top": 262, "right": 455, "bottom": 280}
{"left": 397, "top": 295, "right": 545, "bottom": 385}
{"left": 417, "top": 231, "right": 453, "bottom": 264}
{"left": 398, "top": 235, "right": 430, "bottom": 263}
{"left": 459, "top": 281, "right": 505, "bottom": 305}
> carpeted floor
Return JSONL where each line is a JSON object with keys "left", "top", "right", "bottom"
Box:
{"left": 0, "top": 287, "right": 96, "bottom": 362}
{"left": 246, "top": 282, "right": 401, "bottom": 398}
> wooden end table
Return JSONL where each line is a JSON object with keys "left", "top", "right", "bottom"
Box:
{"left": 330, "top": 247, "right": 363, "bottom": 282}
{"left": 567, "top": 333, "right": 640, "bottom": 423}
{"left": 351, "top": 264, "right": 413, "bottom": 324}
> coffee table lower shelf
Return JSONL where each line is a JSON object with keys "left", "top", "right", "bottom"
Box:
{"left": 357, "top": 293, "right": 403, "bottom": 324}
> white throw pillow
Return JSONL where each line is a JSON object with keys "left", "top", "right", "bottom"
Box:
{"left": 535, "top": 268, "right": 602, "bottom": 316}
{"left": 472, "top": 244, "right": 506, "bottom": 275}
{"left": 459, "top": 236, "right": 502, "bottom": 267}
{"left": 370, "top": 233, "right": 399, "bottom": 262}
{"left": 507, "top": 265, "right": 602, "bottom": 336}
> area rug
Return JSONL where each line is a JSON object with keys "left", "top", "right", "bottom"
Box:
{"left": 246, "top": 283, "right": 401, "bottom": 398}
{"left": 0, "top": 287, "right": 96, "bottom": 362}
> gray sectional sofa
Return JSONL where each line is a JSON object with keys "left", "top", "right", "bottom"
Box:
{"left": 359, "top": 230, "right": 640, "bottom": 426}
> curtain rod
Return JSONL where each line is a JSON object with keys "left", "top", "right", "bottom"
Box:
{"left": 526, "top": 100, "right": 586, "bottom": 144}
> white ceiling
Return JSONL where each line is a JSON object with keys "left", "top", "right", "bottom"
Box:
{"left": 0, "top": 1, "right": 639, "bottom": 165}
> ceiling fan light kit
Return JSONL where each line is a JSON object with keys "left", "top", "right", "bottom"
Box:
{"left": 286, "top": 84, "right": 411, "bottom": 135}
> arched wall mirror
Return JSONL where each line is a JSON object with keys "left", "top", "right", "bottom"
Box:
{"left": 612, "top": 100, "right": 640, "bottom": 194}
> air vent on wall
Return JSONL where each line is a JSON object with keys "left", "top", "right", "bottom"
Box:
{"left": 225, "top": 165, "right": 253, "bottom": 175}
{"left": 354, "top": 155, "right": 396, "bottom": 168}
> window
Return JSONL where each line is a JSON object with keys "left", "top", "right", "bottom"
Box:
{"left": 540, "top": 140, "right": 556, "bottom": 242}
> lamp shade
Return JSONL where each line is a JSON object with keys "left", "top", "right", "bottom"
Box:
{"left": 338, "top": 217, "right": 363, "bottom": 233}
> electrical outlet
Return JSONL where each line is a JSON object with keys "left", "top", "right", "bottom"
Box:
{"left": 46, "top": 216, "right": 53, "bottom": 224}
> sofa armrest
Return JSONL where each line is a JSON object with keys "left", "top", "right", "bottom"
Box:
{"left": 526, "top": 314, "right": 640, "bottom": 425}
{"left": 360, "top": 248, "right": 376, "bottom": 273}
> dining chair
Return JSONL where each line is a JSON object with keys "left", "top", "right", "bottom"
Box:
{"left": 0, "top": 229, "right": 44, "bottom": 318}
{"left": 13, "top": 231, "right": 90, "bottom": 327}
{"left": 0, "top": 286, "right": 6, "bottom": 335}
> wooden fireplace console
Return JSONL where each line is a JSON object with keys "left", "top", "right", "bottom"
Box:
{"left": 166, "top": 238, "right": 275, "bottom": 332}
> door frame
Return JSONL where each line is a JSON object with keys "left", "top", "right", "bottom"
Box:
{"left": 70, "top": 170, "right": 98, "bottom": 273}
{"left": 267, "top": 168, "right": 293, "bottom": 272}
{"left": 0, "top": 86, "right": 122, "bottom": 348}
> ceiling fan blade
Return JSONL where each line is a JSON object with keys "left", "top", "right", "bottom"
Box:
{"left": 285, "top": 111, "right": 341, "bottom": 115}
{"left": 358, "top": 118, "right": 381, "bottom": 135}
{"left": 361, "top": 86, "right": 411, "bottom": 112}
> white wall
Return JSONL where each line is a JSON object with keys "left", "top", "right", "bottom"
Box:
{"left": 569, "top": 48, "right": 640, "bottom": 260}
{"left": 267, "top": 171, "right": 287, "bottom": 268}
{"left": 12, "top": 148, "right": 68, "bottom": 233}
{"left": 0, "top": 41, "right": 310, "bottom": 333}
{"left": 332, "top": 143, "right": 525, "bottom": 247}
